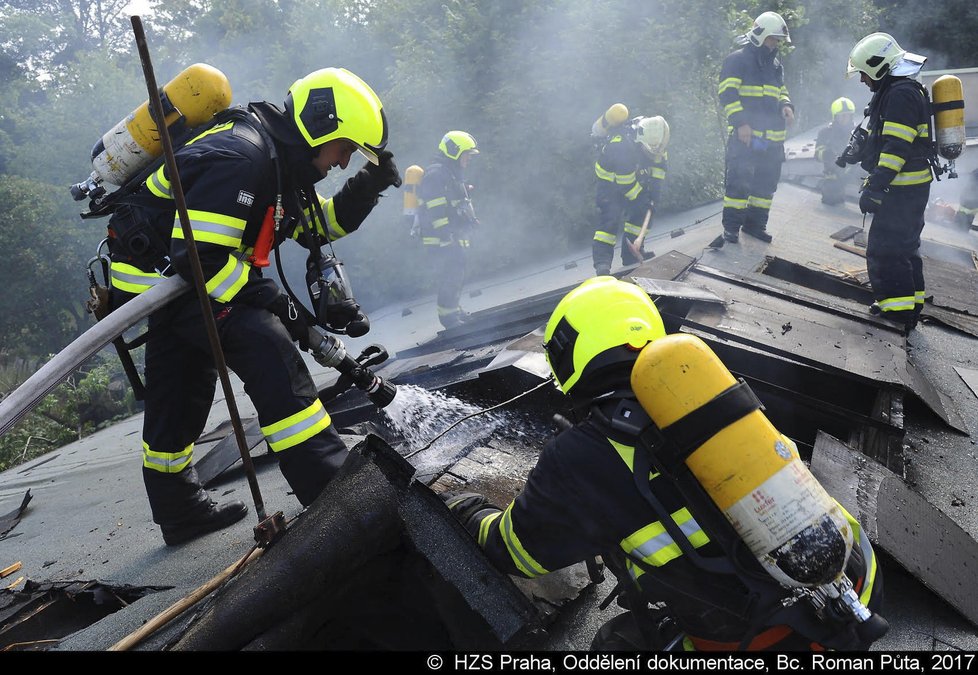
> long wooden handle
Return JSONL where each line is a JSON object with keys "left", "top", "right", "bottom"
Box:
{"left": 626, "top": 208, "right": 653, "bottom": 261}
{"left": 108, "top": 547, "right": 264, "bottom": 651}
{"left": 633, "top": 208, "right": 653, "bottom": 249}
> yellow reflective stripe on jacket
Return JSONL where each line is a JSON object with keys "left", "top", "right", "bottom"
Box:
{"left": 624, "top": 181, "right": 642, "bottom": 200}
{"left": 110, "top": 262, "right": 166, "bottom": 294}
{"left": 878, "top": 152, "right": 906, "bottom": 173}
{"left": 724, "top": 101, "right": 745, "bottom": 118}
{"left": 608, "top": 439, "right": 661, "bottom": 481}
{"left": 142, "top": 440, "right": 193, "bottom": 473}
{"left": 499, "top": 503, "right": 549, "bottom": 578}
{"left": 624, "top": 221, "right": 643, "bottom": 236}
{"left": 593, "top": 230, "right": 617, "bottom": 245}
{"left": 261, "top": 399, "right": 331, "bottom": 452}
{"left": 882, "top": 120, "right": 918, "bottom": 143}
{"left": 649, "top": 167, "right": 666, "bottom": 180}
{"left": 739, "top": 85, "right": 764, "bottom": 97}
{"left": 478, "top": 511, "right": 502, "bottom": 547}
{"left": 172, "top": 210, "right": 246, "bottom": 248}
{"left": 622, "top": 507, "right": 710, "bottom": 578}
{"left": 890, "top": 168, "right": 933, "bottom": 186}
{"left": 595, "top": 162, "right": 638, "bottom": 188}
{"left": 300, "top": 194, "right": 347, "bottom": 240}
{"left": 612, "top": 437, "right": 704, "bottom": 578}
{"left": 724, "top": 196, "right": 748, "bottom": 210}
{"left": 839, "top": 505, "right": 878, "bottom": 605}
{"left": 718, "top": 76, "right": 741, "bottom": 95}
{"left": 765, "top": 129, "right": 787, "bottom": 142}
{"left": 147, "top": 165, "right": 172, "bottom": 199}
{"left": 205, "top": 253, "right": 251, "bottom": 302}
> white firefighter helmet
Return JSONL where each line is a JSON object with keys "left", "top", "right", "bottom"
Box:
{"left": 847, "top": 32, "right": 906, "bottom": 81}
{"left": 746, "top": 11, "right": 791, "bottom": 47}
{"left": 633, "top": 116, "right": 670, "bottom": 158}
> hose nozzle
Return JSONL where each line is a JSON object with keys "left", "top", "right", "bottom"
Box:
{"left": 309, "top": 329, "right": 397, "bottom": 408}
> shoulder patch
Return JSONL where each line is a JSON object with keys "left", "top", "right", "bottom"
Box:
{"left": 232, "top": 120, "right": 263, "bottom": 149}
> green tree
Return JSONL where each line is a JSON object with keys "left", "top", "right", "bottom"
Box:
{"left": 0, "top": 175, "right": 99, "bottom": 357}
{"left": 874, "top": 0, "right": 978, "bottom": 69}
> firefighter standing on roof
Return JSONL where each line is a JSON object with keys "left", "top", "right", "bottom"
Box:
{"left": 106, "top": 68, "right": 401, "bottom": 545}
{"left": 815, "top": 97, "right": 857, "bottom": 205}
{"left": 417, "top": 131, "right": 480, "bottom": 330}
{"left": 847, "top": 33, "right": 933, "bottom": 333}
{"left": 443, "top": 277, "right": 883, "bottom": 651}
{"left": 713, "top": 11, "right": 794, "bottom": 248}
{"left": 592, "top": 114, "right": 669, "bottom": 276}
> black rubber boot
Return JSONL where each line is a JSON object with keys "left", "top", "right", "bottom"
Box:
{"left": 742, "top": 227, "right": 773, "bottom": 243}
{"left": 160, "top": 499, "right": 249, "bottom": 546}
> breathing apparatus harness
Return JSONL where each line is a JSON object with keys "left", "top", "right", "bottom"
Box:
{"left": 78, "top": 106, "right": 395, "bottom": 408}
{"left": 587, "top": 390, "right": 886, "bottom": 651}
{"left": 836, "top": 77, "right": 948, "bottom": 181}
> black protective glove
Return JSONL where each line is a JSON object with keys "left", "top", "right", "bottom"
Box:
{"left": 267, "top": 293, "right": 311, "bottom": 351}
{"left": 364, "top": 150, "right": 402, "bottom": 193}
{"left": 859, "top": 186, "right": 886, "bottom": 215}
{"left": 441, "top": 491, "right": 501, "bottom": 539}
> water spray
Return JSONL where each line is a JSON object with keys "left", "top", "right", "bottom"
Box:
{"left": 403, "top": 376, "right": 556, "bottom": 459}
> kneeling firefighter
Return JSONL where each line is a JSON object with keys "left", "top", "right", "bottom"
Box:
{"left": 76, "top": 66, "right": 402, "bottom": 545}
{"left": 444, "top": 277, "right": 885, "bottom": 650}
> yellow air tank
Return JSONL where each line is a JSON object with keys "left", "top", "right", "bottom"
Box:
{"left": 90, "top": 63, "right": 232, "bottom": 187}
{"left": 932, "top": 74, "right": 965, "bottom": 161}
{"left": 631, "top": 333, "right": 853, "bottom": 589}
{"left": 591, "top": 103, "right": 629, "bottom": 139}
{"left": 402, "top": 165, "right": 425, "bottom": 218}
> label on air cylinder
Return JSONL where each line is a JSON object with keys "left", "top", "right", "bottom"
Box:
{"left": 723, "top": 453, "right": 840, "bottom": 555}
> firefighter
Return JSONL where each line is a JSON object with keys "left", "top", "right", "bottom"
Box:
{"left": 417, "top": 130, "right": 480, "bottom": 329}
{"left": 711, "top": 11, "right": 794, "bottom": 248}
{"left": 846, "top": 33, "right": 932, "bottom": 333}
{"left": 815, "top": 97, "right": 856, "bottom": 205}
{"left": 105, "top": 68, "right": 401, "bottom": 545}
{"left": 592, "top": 115, "right": 669, "bottom": 276}
{"left": 444, "top": 277, "right": 883, "bottom": 651}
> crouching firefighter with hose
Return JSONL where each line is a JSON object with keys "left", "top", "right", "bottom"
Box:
{"left": 75, "top": 66, "right": 402, "bottom": 545}
{"left": 443, "top": 277, "right": 885, "bottom": 650}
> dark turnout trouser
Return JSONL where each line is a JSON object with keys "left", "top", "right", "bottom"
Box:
{"left": 866, "top": 183, "right": 929, "bottom": 321}
{"left": 141, "top": 297, "right": 349, "bottom": 524}
{"left": 426, "top": 241, "right": 469, "bottom": 325}
{"left": 722, "top": 134, "right": 784, "bottom": 235}
{"left": 592, "top": 194, "right": 646, "bottom": 273}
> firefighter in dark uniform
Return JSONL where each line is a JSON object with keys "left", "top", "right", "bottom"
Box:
{"left": 846, "top": 33, "right": 933, "bottom": 333}
{"left": 444, "top": 277, "right": 884, "bottom": 651}
{"left": 712, "top": 11, "right": 794, "bottom": 248}
{"left": 592, "top": 116, "right": 669, "bottom": 276}
{"left": 815, "top": 97, "right": 856, "bottom": 205}
{"left": 418, "top": 130, "right": 480, "bottom": 329}
{"left": 106, "top": 68, "right": 401, "bottom": 545}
